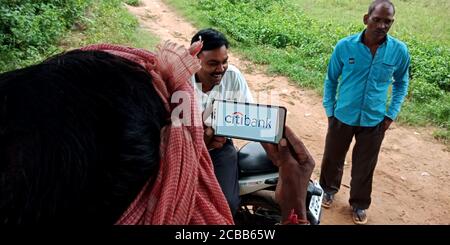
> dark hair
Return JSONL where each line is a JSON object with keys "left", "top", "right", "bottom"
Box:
{"left": 368, "top": 0, "right": 395, "bottom": 15}
{"left": 191, "top": 28, "right": 229, "bottom": 53}
{"left": 0, "top": 50, "right": 166, "bottom": 224}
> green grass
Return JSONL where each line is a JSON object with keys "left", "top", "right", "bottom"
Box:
{"left": 124, "top": 0, "right": 141, "bottom": 7}
{"left": 290, "top": 0, "right": 450, "bottom": 46}
{"left": 62, "top": 0, "right": 159, "bottom": 51}
{"left": 163, "top": 0, "right": 450, "bottom": 143}
{"left": 433, "top": 129, "right": 450, "bottom": 146}
{"left": 164, "top": 0, "right": 211, "bottom": 28}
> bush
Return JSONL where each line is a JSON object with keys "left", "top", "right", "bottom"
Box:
{"left": 409, "top": 79, "right": 444, "bottom": 102}
{"left": 407, "top": 39, "right": 450, "bottom": 92}
{"left": 0, "top": 0, "right": 91, "bottom": 72}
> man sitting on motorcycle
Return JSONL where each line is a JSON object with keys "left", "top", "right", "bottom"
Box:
{"left": 190, "top": 28, "right": 254, "bottom": 216}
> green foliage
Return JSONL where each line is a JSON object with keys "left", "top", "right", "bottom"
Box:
{"left": 78, "top": 0, "right": 159, "bottom": 48}
{"left": 409, "top": 79, "right": 444, "bottom": 103}
{"left": 407, "top": 39, "right": 450, "bottom": 92}
{"left": 0, "top": 0, "right": 91, "bottom": 72}
{"left": 78, "top": 0, "right": 145, "bottom": 46}
{"left": 400, "top": 92, "right": 450, "bottom": 129}
{"left": 0, "top": 0, "right": 159, "bottom": 73}
{"left": 433, "top": 129, "right": 449, "bottom": 145}
{"left": 166, "top": 0, "right": 450, "bottom": 142}
{"left": 124, "top": 0, "right": 140, "bottom": 7}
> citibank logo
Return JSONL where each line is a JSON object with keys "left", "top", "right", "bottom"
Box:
{"left": 224, "top": 112, "right": 272, "bottom": 129}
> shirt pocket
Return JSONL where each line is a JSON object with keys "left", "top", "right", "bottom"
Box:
{"left": 342, "top": 63, "right": 366, "bottom": 80}
{"left": 377, "top": 62, "right": 395, "bottom": 83}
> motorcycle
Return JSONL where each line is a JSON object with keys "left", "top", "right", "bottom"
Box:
{"left": 235, "top": 142, "right": 324, "bottom": 225}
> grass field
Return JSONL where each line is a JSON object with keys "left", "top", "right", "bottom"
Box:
{"left": 291, "top": 0, "right": 449, "bottom": 45}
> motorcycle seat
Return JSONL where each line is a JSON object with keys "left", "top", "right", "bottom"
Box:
{"left": 238, "top": 142, "right": 278, "bottom": 176}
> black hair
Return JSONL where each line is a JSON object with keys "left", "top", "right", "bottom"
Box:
{"left": 368, "top": 0, "right": 395, "bottom": 15}
{"left": 190, "top": 28, "right": 229, "bottom": 53}
{"left": 0, "top": 50, "right": 167, "bottom": 224}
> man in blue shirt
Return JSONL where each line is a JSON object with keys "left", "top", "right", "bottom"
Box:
{"left": 320, "top": 0, "right": 410, "bottom": 224}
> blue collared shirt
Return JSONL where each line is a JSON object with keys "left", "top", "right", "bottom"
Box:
{"left": 323, "top": 31, "right": 410, "bottom": 127}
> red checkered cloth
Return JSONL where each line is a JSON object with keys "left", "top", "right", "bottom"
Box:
{"left": 81, "top": 41, "right": 234, "bottom": 224}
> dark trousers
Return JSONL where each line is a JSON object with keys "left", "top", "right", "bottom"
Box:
{"left": 319, "top": 117, "right": 386, "bottom": 209}
{"left": 209, "top": 139, "right": 240, "bottom": 215}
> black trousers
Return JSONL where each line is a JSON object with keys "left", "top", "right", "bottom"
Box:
{"left": 319, "top": 117, "right": 386, "bottom": 209}
{"left": 209, "top": 139, "right": 240, "bottom": 215}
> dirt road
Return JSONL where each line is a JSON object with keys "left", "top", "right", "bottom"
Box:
{"left": 126, "top": 0, "right": 450, "bottom": 224}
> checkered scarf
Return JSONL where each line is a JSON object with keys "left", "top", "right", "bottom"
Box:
{"left": 81, "top": 41, "right": 234, "bottom": 224}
